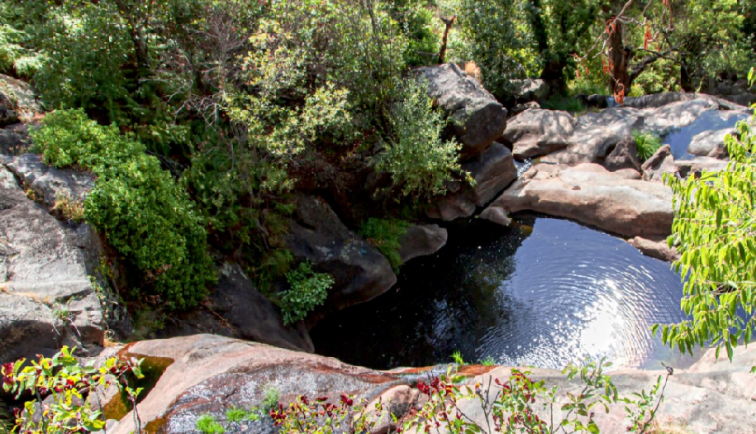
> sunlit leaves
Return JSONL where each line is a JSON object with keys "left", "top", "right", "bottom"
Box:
{"left": 659, "top": 70, "right": 756, "bottom": 361}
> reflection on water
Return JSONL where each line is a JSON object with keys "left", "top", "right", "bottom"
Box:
{"left": 664, "top": 110, "right": 748, "bottom": 160}
{"left": 311, "top": 218, "right": 695, "bottom": 370}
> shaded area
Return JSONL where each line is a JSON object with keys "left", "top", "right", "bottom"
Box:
{"left": 312, "top": 218, "right": 691, "bottom": 370}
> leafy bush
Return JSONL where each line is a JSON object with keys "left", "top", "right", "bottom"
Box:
{"left": 2, "top": 347, "right": 145, "bottom": 434}
{"left": 376, "top": 78, "right": 464, "bottom": 200}
{"left": 360, "top": 218, "right": 410, "bottom": 271}
{"left": 32, "top": 109, "right": 216, "bottom": 309}
{"left": 280, "top": 262, "right": 334, "bottom": 325}
{"left": 659, "top": 68, "right": 756, "bottom": 360}
{"left": 634, "top": 131, "right": 663, "bottom": 162}
{"left": 33, "top": 3, "right": 133, "bottom": 118}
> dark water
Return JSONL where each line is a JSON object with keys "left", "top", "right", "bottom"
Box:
{"left": 311, "top": 217, "right": 696, "bottom": 371}
{"left": 664, "top": 110, "right": 748, "bottom": 160}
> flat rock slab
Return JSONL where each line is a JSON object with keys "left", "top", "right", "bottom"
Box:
{"left": 417, "top": 63, "right": 508, "bottom": 158}
{"left": 482, "top": 163, "right": 673, "bottom": 238}
{"left": 0, "top": 165, "right": 104, "bottom": 363}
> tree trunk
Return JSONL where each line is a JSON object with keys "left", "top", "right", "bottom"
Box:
{"left": 608, "top": 20, "right": 633, "bottom": 95}
{"left": 438, "top": 16, "right": 457, "bottom": 64}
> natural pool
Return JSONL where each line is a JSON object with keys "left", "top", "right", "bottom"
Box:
{"left": 664, "top": 109, "right": 749, "bottom": 159}
{"left": 311, "top": 217, "right": 698, "bottom": 371}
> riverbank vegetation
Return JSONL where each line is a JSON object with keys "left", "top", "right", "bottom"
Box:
{"left": 0, "top": 0, "right": 753, "bottom": 315}
{"left": 660, "top": 68, "right": 756, "bottom": 362}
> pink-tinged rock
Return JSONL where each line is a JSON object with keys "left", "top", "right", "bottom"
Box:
{"left": 482, "top": 163, "right": 673, "bottom": 238}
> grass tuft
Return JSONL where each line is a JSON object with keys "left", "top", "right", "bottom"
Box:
{"left": 633, "top": 131, "right": 663, "bottom": 161}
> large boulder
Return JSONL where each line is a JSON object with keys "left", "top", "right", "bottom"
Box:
{"left": 509, "top": 79, "right": 549, "bottom": 103}
{"left": 2, "top": 153, "right": 94, "bottom": 210}
{"left": 427, "top": 142, "right": 518, "bottom": 221}
{"left": 398, "top": 224, "right": 448, "bottom": 264}
{"left": 501, "top": 109, "right": 576, "bottom": 159}
{"left": 417, "top": 63, "right": 508, "bottom": 158}
{"left": 481, "top": 163, "right": 673, "bottom": 238}
{"left": 0, "top": 165, "right": 105, "bottom": 363}
{"left": 543, "top": 107, "right": 644, "bottom": 166}
{"left": 687, "top": 128, "right": 736, "bottom": 158}
{"left": 287, "top": 195, "right": 397, "bottom": 317}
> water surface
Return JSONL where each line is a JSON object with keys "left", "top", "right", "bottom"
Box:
{"left": 312, "top": 218, "right": 694, "bottom": 370}
{"left": 664, "top": 110, "right": 748, "bottom": 160}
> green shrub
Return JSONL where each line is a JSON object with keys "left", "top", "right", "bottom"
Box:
{"left": 31, "top": 109, "right": 216, "bottom": 309}
{"left": 196, "top": 415, "right": 225, "bottom": 434}
{"left": 376, "top": 78, "right": 464, "bottom": 199}
{"left": 634, "top": 131, "right": 663, "bottom": 162}
{"left": 360, "top": 218, "right": 410, "bottom": 271}
{"left": 280, "top": 262, "right": 334, "bottom": 325}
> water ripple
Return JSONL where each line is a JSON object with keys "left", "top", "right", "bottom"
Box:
{"left": 311, "top": 218, "right": 692, "bottom": 370}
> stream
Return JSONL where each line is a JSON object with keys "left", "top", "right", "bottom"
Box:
{"left": 311, "top": 217, "right": 698, "bottom": 371}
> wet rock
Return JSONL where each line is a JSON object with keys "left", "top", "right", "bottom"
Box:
{"left": 501, "top": 109, "right": 576, "bottom": 159}
{"left": 0, "top": 165, "right": 104, "bottom": 364}
{"left": 482, "top": 163, "right": 673, "bottom": 238}
{"left": 510, "top": 79, "right": 549, "bottom": 103}
{"left": 110, "top": 334, "right": 403, "bottom": 434}
{"left": 287, "top": 195, "right": 396, "bottom": 317}
{"left": 628, "top": 236, "right": 680, "bottom": 262}
{"left": 426, "top": 142, "right": 517, "bottom": 221}
{"left": 417, "top": 63, "right": 508, "bottom": 158}
{"left": 398, "top": 225, "right": 448, "bottom": 264}
{"left": 687, "top": 128, "right": 736, "bottom": 158}
{"left": 641, "top": 145, "right": 679, "bottom": 183}
{"left": 2, "top": 153, "right": 94, "bottom": 210}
